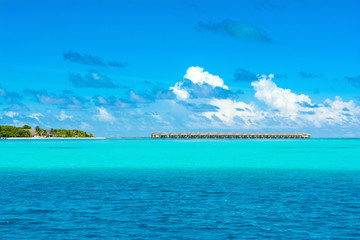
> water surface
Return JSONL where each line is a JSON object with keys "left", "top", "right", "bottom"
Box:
{"left": 1, "top": 138, "right": 360, "bottom": 170}
{"left": 1, "top": 139, "right": 360, "bottom": 239}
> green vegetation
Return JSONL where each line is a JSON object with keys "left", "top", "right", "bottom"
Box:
{"left": 0, "top": 125, "right": 94, "bottom": 138}
{"left": 35, "top": 126, "right": 42, "bottom": 136}
{"left": 0, "top": 125, "right": 32, "bottom": 138}
{"left": 46, "top": 127, "right": 94, "bottom": 138}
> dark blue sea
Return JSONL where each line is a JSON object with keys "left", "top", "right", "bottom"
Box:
{"left": 1, "top": 139, "right": 360, "bottom": 239}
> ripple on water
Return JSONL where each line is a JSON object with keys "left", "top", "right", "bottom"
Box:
{"left": 1, "top": 169, "right": 360, "bottom": 239}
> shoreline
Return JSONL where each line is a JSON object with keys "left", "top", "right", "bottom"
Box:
{"left": 3, "top": 137, "right": 108, "bottom": 140}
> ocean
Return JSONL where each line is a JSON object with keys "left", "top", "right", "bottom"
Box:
{"left": 1, "top": 139, "right": 360, "bottom": 239}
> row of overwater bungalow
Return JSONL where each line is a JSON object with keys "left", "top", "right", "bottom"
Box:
{"left": 151, "top": 132, "right": 311, "bottom": 139}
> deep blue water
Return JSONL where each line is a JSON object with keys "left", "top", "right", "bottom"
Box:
{"left": 1, "top": 139, "right": 360, "bottom": 239}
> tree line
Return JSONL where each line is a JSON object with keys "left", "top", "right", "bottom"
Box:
{"left": 0, "top": 125, "right": 93, "bottom": 138}
{"left": 45, "top": 127, "right": 94, "bottom": 137}
{"left": 0, "top": 125, "right": 32, "bottom": 137}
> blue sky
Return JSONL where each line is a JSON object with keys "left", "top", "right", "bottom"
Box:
{"left": 1, "top": 0, "right": 359, "bottom": 137}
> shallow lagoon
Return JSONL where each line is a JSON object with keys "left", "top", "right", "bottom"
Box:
{"left": 1, "top": 138, "right": 360, "bottom": 170}
{"left": 1, "top": 139, "right": 360, "bottom": 239}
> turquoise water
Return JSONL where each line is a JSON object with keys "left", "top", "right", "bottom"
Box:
{"left": 1, "top": 138, "right": 360, "bottom": 170}
{"left": 1, "top": 139, "right": 360, "bottom": 239}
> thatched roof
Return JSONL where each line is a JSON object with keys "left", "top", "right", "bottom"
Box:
{"left": 26, "top": 129, "right": 37, "bottom": 136}
{"left": 151, "top": 131, "right": 310, "bottom": 138}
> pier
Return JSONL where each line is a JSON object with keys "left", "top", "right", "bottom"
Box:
{"left": 151, "top": 132, "right": 311, "bottom": 139}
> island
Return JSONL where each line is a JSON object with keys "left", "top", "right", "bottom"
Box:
{"left": 0, "top": 125, "right": 94, "bottom": 138}
{"left": 151, "top": 132, "right": 311, "bottom": 139}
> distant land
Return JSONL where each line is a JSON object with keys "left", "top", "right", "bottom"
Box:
{"left": 0, "top": 125, "right": 94, "bottom": 138}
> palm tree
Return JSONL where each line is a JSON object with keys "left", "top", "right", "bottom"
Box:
{"left": 50, "top": 128, "right": 55, "bottom": 137}
{"left": 35, "top": 126, "right": 42, "bottom": 136}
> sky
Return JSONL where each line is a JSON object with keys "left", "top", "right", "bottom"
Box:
{"left": 0, "top": 0, "right": 359, "bottom": 137}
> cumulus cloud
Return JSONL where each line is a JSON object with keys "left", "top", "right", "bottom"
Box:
{"left": 93, "top": 107, "right": 116, "bottom": 123}
{"left": 170, "top": 82, "right": 190, "bottom": 100}
{"left": 63, "top": 51, "right": 127, "bottom": 68}
{"left": 202, "top": 99, "right": 265, "bottom": 126}
{"left": 196, "top": 20, "right": 271, "bottom": 42}
{"left": 4, "top": 65, "right": 358, "bottom": 135}
{"left": 69, "top": 70, "right": 119, "bottom": 88}
{"left": 4, "top": 111, "right": 19, "bottom": 118}
{"left": 170, "top": 66, "right": 229, "bottom": 100}
{"left": 184, "top": 66, "right": 229, "bottom": 89}
{"left": 57, "top": 110, "right": 74, "bottom": 121}
{"left": 168, "top": 67, "right": 360, "bottom": 129}
{"left": 251, "top": 74, "right": 360, "bottom": 127}
{"left": 252, "top": 74, "right": 312, "bottom": 117}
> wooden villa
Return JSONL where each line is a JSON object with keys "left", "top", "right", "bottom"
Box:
{"left": 151, "top": 132, "right": 311, "bottom": 139}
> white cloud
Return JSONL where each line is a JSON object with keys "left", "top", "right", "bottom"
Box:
{"left": 184, "top": 66, "right": 228, "bottom": 89}
{"left": 169, "top": 82, "right": 190, "bottom": 100}
{"left": 28, "top": 113, "right": 44, "bottom": 122}
{"left": 92, "top": 72, "right": 101, "bottom": 80}
{"left": 202, "top": 99, "right": 265, "bottom": 128}
{"left": 93, "top": 107, "right": 116, "bottom": 123}
{"left": 202, "top": 98, "right": 265, "bottom": 127}
{"left": 97, "top": 96, "right": 108, "bottom": 104}
{"left": 170, "top": 66, "right": 228, "bottom": 99}
{"left": 171, "top": 69, "right": 360, "bottom": 129}
{"left": 304, "top": 97, "right": 360, "bottom": 127}
{"left": 57, "top": 110, "right": 74, "bottom": 121}
{"left": 251, "top": 74, "right": 360, "bottom": 127}
{"left": 4, "top": 111, "right": 19, "bottom": 118}
{"left": 252, "top": 74, "right": 312, "bottom": 117}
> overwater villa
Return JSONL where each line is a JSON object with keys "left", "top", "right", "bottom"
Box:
{"left": 151, "top": 132, "right": 311, "bottom": 139}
